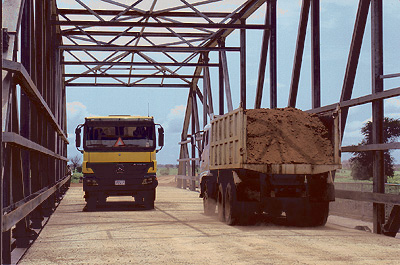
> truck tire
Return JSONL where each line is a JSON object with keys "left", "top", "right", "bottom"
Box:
{"left": 86, "top": 193, "right": 97, "bottom": 211}
{"left": 98, "top": 193, "right": 107, "bottom": 206}
{"left": 203, "top": 184, "right": 216, "bottom": 216}
{"left": 286, "top": 201, "right": 329, "bottom": 227}
{"left": 306, "top": 202, "right": 329, "bottom": 226}
{"left": 225, "top": 183, "right": 240, "bottom": 225}
{"left": 217, "top": 183, "right": 225, "bottom": 222}
{"left": 143, "top": 190, "right": 155, "bottom": 210}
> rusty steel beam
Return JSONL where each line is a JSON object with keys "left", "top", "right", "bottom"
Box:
{"left": 55, "top": 20, "right": 267, "bottom": 29}
{"left": 342, "top": 142, "right": 400, "bottom": 152}
{"left": 63, "top": 31, "right": 212, "bottom": 38}
{"left": 269, "top": 0, "right": 277, "bottom": 109}
{"left": 63, "top": 74, "right": 204, "bottom": 79}
{"left": 340, "top": 0, "right": 370, "bottom": 135}
{"left": 307, "top": 86, "right": 400, "bottom": 114}
{"left": 62, "top": 61, "right": 219, "bottom": 67}
{"left": 2, "top": 132, "right": 68, "bottom": 161}
{"left": 240, "top": 19, "right": 246, "bottom": 110}
{"left": 57, "top": 9, "right": 231, "bottom": 18}
{"left": 371, "top": 0, "right": 384, "bottom": 235}
{"left": 2, "top": 176, "right": 71, "bottom": 232}
{"left": 255, "top": 3, "right": 270, "bottom": 109}
{"left": 65, "top": 83, "right": 191, "bottom": 88}
{"left": 59, "top": 45, "right": 241, "bottom": 52}
{"left": 2, "top": 60, "right": 68, "bottom": 143}
{"left": 288, "top": 0, "right": 310, "bottom": 108}
{"left": 0, "top": 2, "right": 3, "bottom": 263}
{"left": 311, "top": 0, "right": 321, "bottom": 108}
{"left": 335, "top": 190, "right": 400, "bottom": 205}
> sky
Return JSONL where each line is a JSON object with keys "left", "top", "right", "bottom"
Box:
{"left": 62, "top": 0, "right": 400, "bottom": 164}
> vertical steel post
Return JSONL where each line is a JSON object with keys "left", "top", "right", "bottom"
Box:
{"left": 191, "top": 84, "right": 197, "bottom": 191}
{"left": 255, "top": 3, "right": 270, "bottom": 109}
{"left": 0, "top": 5, "right": 3, "bottom": 264}
{"left": 21, "top": 0, "right": 32, "bottom": 199}
{"left": 311, "top": 0, "right": 321, "bottom": 108}
{"left": 240, "top": 19, "right": 246, "bottom": 110}
{"left": 288, "top": 0, "right": 310, "bottom": 108}
{"left": 340, "top": 0, "right": 370, "bottom": 136}
{"left": 218, "top": 39, "right": 224, "bottom": 115}
{"left": 14, "top": 0, "right": 33, "bottom": 248}
{"left": 371, "top": 0, "right": 384, "bottom": 234}
{"left": 203, "top": 53, "right": 208, "bottom": 127}
{"left": 269, "top": 0, "right": 277, "bottom": 109}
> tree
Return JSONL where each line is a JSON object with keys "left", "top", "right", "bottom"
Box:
{"left": 350, "top": 117, "right": 400, "bottom": 181}
{"left": 69, "top": 154, "right": 82, "bottom": 172}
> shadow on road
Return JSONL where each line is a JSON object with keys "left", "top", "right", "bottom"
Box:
{"left": 83, "top": 201, "right": 153, "bottom": 212}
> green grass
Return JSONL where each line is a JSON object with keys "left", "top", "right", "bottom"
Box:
{"left": 71, "top": 171, "right": 83, "bottom": 183}
{"left": 157, "top": 166, "right": 179, "bottom": 176}
{"left": 335, "top": 169, "right": 400, "bottom": 184}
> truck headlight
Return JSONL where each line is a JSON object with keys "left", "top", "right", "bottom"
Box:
{"left": 86, "top": 178, "right": 98, "bottom": 186}
{"left": 142, "top": 177, "right": 153, "bottom": 185}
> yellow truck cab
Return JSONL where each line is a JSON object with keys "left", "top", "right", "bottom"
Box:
{"left": 75, "top": 115, "right": 164, "bottom": 210}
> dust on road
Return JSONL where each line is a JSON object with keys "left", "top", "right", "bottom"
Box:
{"left": 20, "top": 183, "right": 400, "bottom": 265}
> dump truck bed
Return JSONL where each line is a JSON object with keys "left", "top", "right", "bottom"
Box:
{"left": 209, "top": 108, "right": 341, "bottom": 175}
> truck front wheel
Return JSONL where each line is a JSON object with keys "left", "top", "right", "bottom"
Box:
{"left": 143, "top": 189, "right": 155, "bottom": 210}
{"left": 86, "top": 193, "right": 97, "bottom": 211}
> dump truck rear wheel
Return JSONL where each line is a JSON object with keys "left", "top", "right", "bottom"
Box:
{"left": 217, "top": 183, "right": 225, "bottom": 222}
{"left": 225, "top": 183, "right": 240, "bottom": 225}
{"left": 306, "top": 202, "right": 329, "bottom": 226}
{"left": 203, "top": 185, "right": 216, "bottom": 216}
{"left": 286, "top": 201, "right": 329, "bottom": 227}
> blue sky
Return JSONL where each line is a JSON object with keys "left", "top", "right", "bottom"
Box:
{"left": 64, "top": 0, "right": 400, "bottom": 164}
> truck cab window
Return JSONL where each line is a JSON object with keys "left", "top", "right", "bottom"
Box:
{"left": 85, "top": 124, "right": 155, "bottom": 150}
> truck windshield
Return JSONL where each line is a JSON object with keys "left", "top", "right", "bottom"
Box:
{"left": 85, "top": 125, "right": 154, "bottom": 149}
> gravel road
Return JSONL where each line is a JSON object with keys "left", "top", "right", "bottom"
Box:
{"left": 20, "top": 180, "right": 400, "bottom": 265}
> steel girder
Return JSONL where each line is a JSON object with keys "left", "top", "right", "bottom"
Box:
{"left": 1, "top": 0, "right": 69, "bottom": 263}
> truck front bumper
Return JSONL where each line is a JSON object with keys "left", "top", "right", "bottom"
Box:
{"left": 83, "top": 174, "right": 158, "bottom": 195}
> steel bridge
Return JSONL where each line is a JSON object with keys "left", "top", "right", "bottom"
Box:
{"left": 1, "top": 0, "right": 400, "bottom": 263}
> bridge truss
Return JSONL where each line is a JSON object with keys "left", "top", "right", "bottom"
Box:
{"left": 1, "top": 0, "right": 400, "bottom": 263}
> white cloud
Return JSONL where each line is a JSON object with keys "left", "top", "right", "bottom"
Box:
{"left": 67, "top": 101, "right": 87, "bottom": 115}
{"left": 66, "top": 101, "right": 95, "bottom": 134}
{"left": 163, "top": 105, "right": 186, "bottom": 134}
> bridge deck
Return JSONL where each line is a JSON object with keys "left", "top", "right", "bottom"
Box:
{"left": 20, "top": 183, "right": 400, "bottom": 265}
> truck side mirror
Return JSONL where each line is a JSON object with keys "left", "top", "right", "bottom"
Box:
{"left": 75, "top": 127, "right": 82, "bottom": 148}
{"left": 158, "top": 127, "right": 164, "bottom": 147}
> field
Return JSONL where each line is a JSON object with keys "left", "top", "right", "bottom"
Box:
{"left": 335, "top": 169, "right": 400, "bottom": 184}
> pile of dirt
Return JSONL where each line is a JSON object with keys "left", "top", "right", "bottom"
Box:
{"left": 245, "top": 108, "right": 334, "bottom": 165}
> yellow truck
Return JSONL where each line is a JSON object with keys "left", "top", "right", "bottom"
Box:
{"left": 75, "top": 115, "right": 164, "bottom": 210}
{"left": 198, "top": 107, "right": 341, "bottom": 226}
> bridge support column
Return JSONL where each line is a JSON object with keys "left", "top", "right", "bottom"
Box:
{"left": 371, "top": 0, "right": 385, "bottom": 234}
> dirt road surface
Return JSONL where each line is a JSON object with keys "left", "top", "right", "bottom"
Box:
{"left": 20, "top": 179, "right": 400, "bottom": 265}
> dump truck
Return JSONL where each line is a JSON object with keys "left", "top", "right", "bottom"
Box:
{"left": 75, "top": 115, "right": 164, "bottom": 210}
{"left": 198, "top": 107, "right": 341, "bottom": 226}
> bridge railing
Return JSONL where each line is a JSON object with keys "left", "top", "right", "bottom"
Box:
{"left": 177, "top": 136, "right": 200, "bottom": 191}
{"left": 1, "top": 0, "right": 69, "bottom": 263}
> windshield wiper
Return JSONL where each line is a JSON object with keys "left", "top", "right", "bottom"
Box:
{"left": 123, "top": 144, "right": 142, "bottom": 147}
{"left": 87, "top": 143, "right": 107, "bottom": 147}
